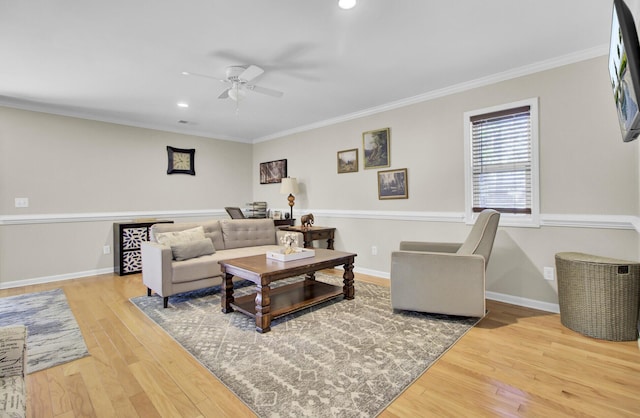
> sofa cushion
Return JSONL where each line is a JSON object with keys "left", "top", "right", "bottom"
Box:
{"left": 170, "top": 245, "right": 284, "bottom": 284}
{"left": 151, "top": 221, "right": 225, "bottom": 250}
{"left": 155, "top": 226, "right": 205, "bottom": 247}
{"left": 171, "top": 254, "right": 221, "bottom": 284}
{"left": 201, "top": 220, "right": 225, "bottom": 250}
{"left": 171, "top": 238, "right": 215, "bottom": 261}
{"left": 220, "top": 219, "right": 277, "bottom": 249}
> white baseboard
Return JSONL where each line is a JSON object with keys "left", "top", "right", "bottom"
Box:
{"left": 339, "top": 266, "right": 559, "bottom": 313}
{"left": 0, "top": 267, "right": 115, "bottom": 290}
{"left": 486, "top": 291, "right": 560, "bottom": 313}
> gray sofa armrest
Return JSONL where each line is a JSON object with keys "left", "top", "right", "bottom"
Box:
{"left": 399, "top": 241, "right": 462, "bottom": 253}
{"left": 141, "top": 241, "right": 173, "bottom": 296}
{"left": 390, "top": 250, "right": 486, "bottom": 317}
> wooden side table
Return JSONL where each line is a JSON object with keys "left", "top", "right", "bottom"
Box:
{"left": 279, "top": 225, "right": 336, "bottom": 250}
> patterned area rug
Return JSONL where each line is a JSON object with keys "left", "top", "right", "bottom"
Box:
{"left": 0, "top": 288, "right": 90, "bottom": 373}
{"left": 131, "top": 273, "right": 480, "bottom": 417}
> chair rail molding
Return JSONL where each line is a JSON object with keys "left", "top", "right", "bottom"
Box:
{"left": 2, "top": 209, "right": 637, "bottom": 230}
{"left": 307, "top": 209, "right": 638, "bottom": 231}
{"left": 0, "top": 209, "right": 225, "bottom": 225}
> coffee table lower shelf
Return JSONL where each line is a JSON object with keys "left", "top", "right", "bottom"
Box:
{"left": 231, "top": 279, "right": 343, "bottom": 319}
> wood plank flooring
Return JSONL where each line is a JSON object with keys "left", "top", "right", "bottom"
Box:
{"left": 2, "top": 271, "right": 639, "bottom": 417}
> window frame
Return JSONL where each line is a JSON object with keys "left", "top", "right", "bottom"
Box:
{"left": 463, "top": 98, "right": 540, "bottom": 227}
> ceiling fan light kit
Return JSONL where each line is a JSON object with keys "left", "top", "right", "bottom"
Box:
{"left": 228, "top": 83, "right": 247, "bottom": 102}
{"left": 183, "top": 64, "right": 283, "bottom": 108}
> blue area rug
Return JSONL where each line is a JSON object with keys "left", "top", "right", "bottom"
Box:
{"left": 0, "top": 288, "right": 90, "bottom": 373}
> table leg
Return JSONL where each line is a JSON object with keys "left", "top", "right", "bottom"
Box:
{"left": 255, "top": 284, "right": 272, "bottom": 333}
{"left": 327, "top": 237, "right": 334, "bottom": 250}
{"left": 221, "top": 272, "right": 235, "bottom": 313}
{"left": 342, "top": 261, "right": 355, "bottom": 300}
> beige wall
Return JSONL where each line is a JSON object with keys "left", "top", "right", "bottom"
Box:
{"left": 253, "top": 56, "right": 639, "bottom": 307}
{"left": 0, "top": 108, "right": 252, "bottom": 283}
{"left": 1, "top": 56, "right": 638, "bottom": 310}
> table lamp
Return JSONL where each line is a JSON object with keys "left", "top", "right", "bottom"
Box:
{"left": 280, "top": 177, "right": 299, "bottom": 222}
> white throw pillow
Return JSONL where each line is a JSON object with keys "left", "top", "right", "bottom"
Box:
{"left": 155, "top": 226, "right": 206, "bottom": 247}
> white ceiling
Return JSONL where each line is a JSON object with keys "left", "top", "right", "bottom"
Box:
{"left": 0, "top": 1, "right": 612, "bottom": 143}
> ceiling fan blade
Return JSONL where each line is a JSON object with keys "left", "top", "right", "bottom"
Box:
{"left": 248, "top": 84, "right": 284, "bottom": 98}
{"left": 218, "top": 88, "right": 230, "bottom": 99}
{"left": 239, "top": 65, "right": 264, "bottom": 82}
{"left": 182, "top": 71, "right": 227, "bottom": 83}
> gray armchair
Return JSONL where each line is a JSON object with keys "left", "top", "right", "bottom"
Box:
{"left": 390, "top": 209, "right": 500, "bottom": 317}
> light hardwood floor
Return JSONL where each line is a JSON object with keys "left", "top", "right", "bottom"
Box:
{"left": 2, "top": 271, "right": 639, "bottom": 417}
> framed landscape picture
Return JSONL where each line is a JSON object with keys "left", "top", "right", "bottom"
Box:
{"left": 337, "top": 149, "right": 358, "bottom": 173}
{"left": 260, "top": 159, "right": 287, "bottom": 184}
{"left": 363, "top": 127, "right": 390, "bottom": 169}
{"left": 378, "top": 168, "right": 408, "bottom": 199}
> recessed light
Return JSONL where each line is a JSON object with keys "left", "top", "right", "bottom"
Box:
{"left": 338, "top": 0, "right": 356, "bottom": 10}
{"left": 177, "top": 102, "right": 189, "bottom": 108}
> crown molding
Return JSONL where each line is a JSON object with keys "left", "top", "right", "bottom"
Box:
{"left": 254, "top": 45, "right": 608, "bottom": 143}
{"left": 1, "top": 44, "right": 608, "bottom": 145}
{"left": 0, "top": 101, "right": 249, "bottom": 144}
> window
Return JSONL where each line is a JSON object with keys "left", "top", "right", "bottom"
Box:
{"left": 464, "top": 98, "right": 539, "bottom": 227}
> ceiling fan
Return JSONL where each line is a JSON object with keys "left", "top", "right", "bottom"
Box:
{"left": 182, "top": 65, "right": 284, "bottom": 102}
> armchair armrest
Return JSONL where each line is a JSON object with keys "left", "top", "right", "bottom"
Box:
{"left": 141, "top": 241, "right": 173, "bottom": 296}
{"left": 390, "top": 250, "right": 486, "bottom": 317}
{"left": 399, "top": 241, "right": 462, "bottom": 253}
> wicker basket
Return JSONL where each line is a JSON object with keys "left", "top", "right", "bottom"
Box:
{"left": 555, "top": 252, "right": 640, "bottom": 341}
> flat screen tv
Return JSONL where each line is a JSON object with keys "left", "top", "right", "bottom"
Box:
{"left": 609, "top": 0, "right": 640, "bottom": 142}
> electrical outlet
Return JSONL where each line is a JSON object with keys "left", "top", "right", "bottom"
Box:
{"left": 543, "top": 267, "right": 555, "bottom": 281}
{"left": 14, "top": 197, "right": 29, "bottom": 208}
{"left": 103, "top": 245, "right": 111, "bottom": 255}
{"left": 371, "top": 246, "right": 378, "bottom": 256}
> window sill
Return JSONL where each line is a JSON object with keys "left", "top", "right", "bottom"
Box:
{"left": 466, "top": 213, "right": 540, "bottom": 228}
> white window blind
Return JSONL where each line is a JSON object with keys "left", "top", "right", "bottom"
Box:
{"left": 470, "top": 105, "right": 532, "bottom": 214}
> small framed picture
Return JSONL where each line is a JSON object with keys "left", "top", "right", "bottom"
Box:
{"left": 260, "top": 159, "right": 287, "bottom": 184}
{"left": 378, "top": 168, "right": 408, "bottom": 200}
{"left": 337, "top": 149, "right": 358, "bottom": 173}
{"left": 363, "top": 128, "right": 390, "bottom": 169}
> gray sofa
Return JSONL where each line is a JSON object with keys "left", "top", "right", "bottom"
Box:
{"left": 141, "top": 218, "right": 302, "bottom": 308}
{"left": 0, "top": 325, "right": 27, "bottom": 417}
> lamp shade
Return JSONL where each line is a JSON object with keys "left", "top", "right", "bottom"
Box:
{"left": 280, "top": 177, "right": 299, "bottom": 195}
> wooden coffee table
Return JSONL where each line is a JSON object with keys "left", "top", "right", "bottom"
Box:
{"left": 219, "top": 248, "right": 357, "bottom": 333}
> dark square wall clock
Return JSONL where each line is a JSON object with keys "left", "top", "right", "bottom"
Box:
{"left": 167, "top": 146, "right": 195, "bottom": 175}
